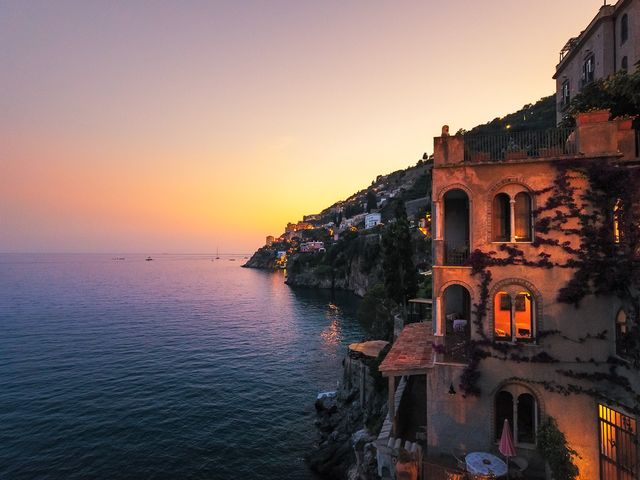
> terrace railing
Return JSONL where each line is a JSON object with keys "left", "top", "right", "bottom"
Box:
{"left": 463, "top": 127, "right": 576, "bottom": 162}
{"left": 444, "top": 241, "right": 469, "bottom": 266}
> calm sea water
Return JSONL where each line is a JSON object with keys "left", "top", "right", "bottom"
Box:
{"left": 0, "top": 254, "right": 366, "bottom": 479}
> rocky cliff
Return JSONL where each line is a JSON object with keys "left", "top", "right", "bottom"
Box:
{"left": 242, "top": 246, "right": 279, "bottom": 269}
{"left": 285, "top": 233, "right": 384, "bottom": 297}
{"left": 307, "top": 342, "right": 389, "bottom": 479}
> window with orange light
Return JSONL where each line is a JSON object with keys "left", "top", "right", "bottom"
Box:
{"left": 494, "top": 290, "right": 534, "bottom": 342}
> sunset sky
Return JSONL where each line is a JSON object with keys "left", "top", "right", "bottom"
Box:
{"left": 1, "top": 0, "right": 606, "bottom": 253}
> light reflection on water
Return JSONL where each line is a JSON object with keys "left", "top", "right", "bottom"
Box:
{"left": 0, "top": 254, "right": 365, "bottom": 480}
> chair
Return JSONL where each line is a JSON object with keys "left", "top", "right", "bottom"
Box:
{"left": 451, "top": 448, "right": 467, "bottom": 471}
{"left": 509, "top": 456, "right": 528, "bottom": 478}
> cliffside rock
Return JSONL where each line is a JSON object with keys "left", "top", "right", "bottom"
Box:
{"left": 242, "top": 246, "right": 279, "bottom": 269}
{"left": 307, "top": 342, "right": 388, "bottom": 479}
{"left": 285, "top": 233, "right": 384, "bottom": 297}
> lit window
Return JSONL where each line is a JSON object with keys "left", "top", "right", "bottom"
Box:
{"left": 614, "top": 199, "right": 622, "bottom": 244}
{"left": 621, "top": 14, "right": 629, "bottom": 44}
{"left": 494, "top": 290, "right": 534, "bottom": 341}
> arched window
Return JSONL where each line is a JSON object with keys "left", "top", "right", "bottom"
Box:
{"left": 495, "top": 387, "right": 539, "bottom": 445}
{"left": 517, "top": 393, "right": 536, "bottom": 443}
{"left": 621, "top": 14, "right": 629, "bottom": 44}
{"left": 494, "top": 290, "right": 534, "bottom": 342}
{"left": 495, "top": 391, "right": 514, "bottom": 440}
{"left": 621, "top": 56, "right": 628, "bottom": 71}
{"left": 514, "top": 192, "right": 533, "bottom": 242}
{"left": 493, "top": 193, "right": 511, "bottom": 242}
{"left": 616, "top": 309, "right": 631, "bottom": 358}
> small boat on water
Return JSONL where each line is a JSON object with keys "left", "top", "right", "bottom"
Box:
{"left": 145, "top": 256, "right": 153, "bottom": 261}
{"left": 229, "top": 258, "right": 236, "bottom": 261}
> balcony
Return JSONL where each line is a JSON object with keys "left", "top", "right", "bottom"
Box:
{"left": 444, "top": 241, "right": 469, "bottom": 266}
{"left": 463, "top": 127, "right": 576, "bottom": 163}
{"left": 440, "top": 285, "right": 471, "bottom": 364}
{"left": 442, "top": 189, "right": 469, "bottom": 267}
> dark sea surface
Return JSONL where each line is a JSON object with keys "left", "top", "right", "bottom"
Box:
{"left": 0, "top": 254, "right": 366, "bottom": 479}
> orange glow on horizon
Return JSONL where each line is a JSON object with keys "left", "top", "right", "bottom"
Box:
{"left": 0, "top": 1, "right": 607, "bottom": 253}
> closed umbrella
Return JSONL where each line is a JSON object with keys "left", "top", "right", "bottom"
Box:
{"left": 499, "top": 419, "right": 517, "bottom": 479}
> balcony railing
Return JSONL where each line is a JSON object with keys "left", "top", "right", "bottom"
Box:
{"left": 443, "top": 333, "right": 468, "bottom": 364}
{"left": 444, "top": 241, "right": 469, "bottom": 266}
{"left": 463, "top": 127, "right": 576, "bottom": 162}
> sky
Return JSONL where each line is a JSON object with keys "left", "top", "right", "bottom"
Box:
{"left": 0, "top": 0, "right": 607, "bottom": 254}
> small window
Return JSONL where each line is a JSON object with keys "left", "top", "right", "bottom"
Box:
{"left": 614, "top": 199, "right": 622, "bottom": 244}
{"left": 494, "top": 290, "right": 534, "bottom": 342}
{"left": 622, "top": 56, "right": 628, "bottom": 71}
{"left": 621, "top": 14, "right": 629, "bottom": 44}
{"left": 561, "top": 80, "right": 571, "bottom": 107}
{"left": 583, "top": 54, "right": 595, "bottom": 86}
{"left": 616, "top": 309, "right": 632, "bottom": 358}
{"left": 493, "top": 193, "right": 511, "bottom": 242}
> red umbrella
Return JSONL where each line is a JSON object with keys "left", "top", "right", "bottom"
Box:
{"left": 499, "top": 419, "right": 517, "bottom": 478}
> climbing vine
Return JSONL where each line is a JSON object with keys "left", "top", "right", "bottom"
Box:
{"left": 456, "top": 157, "right": 640, "bottom": 407}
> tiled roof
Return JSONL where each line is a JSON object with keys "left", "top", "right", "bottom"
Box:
{"left": 379, "top": 322, "right": 434, "bottom": 376}
{"left": 348, "top": 340, "right": 389, "bottom": 358}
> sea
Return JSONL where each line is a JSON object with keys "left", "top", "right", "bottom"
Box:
{"left": 0, "top": 253, "right": 367, "bottom": 479}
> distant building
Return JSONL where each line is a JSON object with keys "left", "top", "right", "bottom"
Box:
{"left": 303, "top": 214, "right": 321, "bottom": 222}
{"left": 554, "top": 0, "right": 639, "bottom": 124}
{"left": 365, "top": 212, "right": 382, "bottom": 230}
{"left": 265, "top": 235, "right": 275, "bottom": 247}
{"left": 299, "top": 241, "right": 325, "bottom": 253}
{"left": 284, "top": 221, "right": 315, "bottom": 234}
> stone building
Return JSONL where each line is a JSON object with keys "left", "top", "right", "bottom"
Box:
{"left": 554, "top": 0, "right": 639, "bottom": 124}
{"left": 381, "top": 113, "right": 639, "bottom": 479}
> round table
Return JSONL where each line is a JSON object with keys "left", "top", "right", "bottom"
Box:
{"left": 465, "top": 452, "right": 508, "bottom": 477}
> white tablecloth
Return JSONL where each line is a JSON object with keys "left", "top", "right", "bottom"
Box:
{"left": 465, "top": 452, "right": 508, "bottom": 477}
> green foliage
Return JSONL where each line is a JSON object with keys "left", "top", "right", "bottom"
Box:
{"left": 344, "top": 203, "right": 364, "bottom": 219}
{"left": 366, "top": 190, "right": 377, "bottom": 213}
{"left": 561, "top": 69, "right": 640, "bottom": 128}
{"left": 381, "top": 201, "right": 419, "bottom": 306}
{"left": 537, "top": 417, "right": 580, "bottom": 480}
{"left": 367, "top": 343, "right": 391, "bottom": 392}
{"left": 357, "top": 284, "right": 393, "bottom": 340}
{"left": 403, "top": 172, "right": 430, "bottom": 202}
{"left": 461, "top": 95, "right": 556, "bottom": 135}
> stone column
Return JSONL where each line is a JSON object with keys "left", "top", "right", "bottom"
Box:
{"left": 434, "top": 201, "right": 443, "bottom": 241}
{"left": 509, "top": 198, "right": 516, "bottom": 243}
{"left": 435, "top": 296, "right": 443, "bottom": 336}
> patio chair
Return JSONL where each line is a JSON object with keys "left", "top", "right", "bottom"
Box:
{"left": 508, "top": 456, "right": 528, "bottom": 478}
{"left": 451, "top": 448, "right": 467, "bottom": 471}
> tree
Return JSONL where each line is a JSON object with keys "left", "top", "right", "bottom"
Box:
{"left": 562, "top": 69, "right": 640, "bottom": 128}
{"left": 366, "top": 190, "right": 377, "bottom": 213}
{"left": 381, "top": 201, "right": 419, "bottom": 311}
